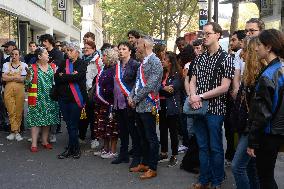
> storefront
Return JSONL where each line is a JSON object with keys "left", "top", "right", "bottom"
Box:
{"left": 0, "top": 10, "right": 19, "bottom": 48}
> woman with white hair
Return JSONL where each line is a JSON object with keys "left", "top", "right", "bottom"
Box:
{"left": 93, "top": 48, "right": 119, "bottom": 159}
{"left": 54, "top": 42, "right": 87, "bottom": 159}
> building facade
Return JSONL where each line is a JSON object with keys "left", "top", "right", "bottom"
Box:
{"left": 0, "top": 0, "right": 103, "bottom": 54}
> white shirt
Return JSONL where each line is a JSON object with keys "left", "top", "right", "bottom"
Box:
{"left": 2, "top": 61, "right": 28, "bottom": 76}
{"left": 86, "top": 56, "right": 103, "bottom": 90}
{"left": 135, "top": 52, "right": 154, "bottom": 95}
{"left": 234, "top": 49, "right": 245, "bottom": 76}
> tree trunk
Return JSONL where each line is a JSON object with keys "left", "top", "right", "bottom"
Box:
{"left": 230, "top": 0, "right": 239, "bottom": 34}
{"left": 163, "top": 0, "right": 170, "bottom": 44}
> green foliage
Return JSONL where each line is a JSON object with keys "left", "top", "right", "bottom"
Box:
{"left": 102, "top": 0, "right": 198, "bottom": 44}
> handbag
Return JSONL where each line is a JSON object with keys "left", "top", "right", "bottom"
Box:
{"left": 183, "top": 97, "right": 209, "bottom": 115}
{"left": 183, "top": 52, "right": 226, "bottom": 116}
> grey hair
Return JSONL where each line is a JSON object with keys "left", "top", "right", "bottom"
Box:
{"left": 66, "top": 42, "right": 81, "bottom": 53}
{"left": 104, "top": 48, "right": 119, "bottom": 66}
{"left": 141, "top": 35, "right": 154, "bottom": 47}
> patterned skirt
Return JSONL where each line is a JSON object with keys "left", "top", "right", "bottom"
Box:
{"left": 94, "top": 104, "right": 118, "bottom": 140}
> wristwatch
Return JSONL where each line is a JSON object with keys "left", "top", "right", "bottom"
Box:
{"left": 199, "top": 94, "right": 205, "bottom": 100}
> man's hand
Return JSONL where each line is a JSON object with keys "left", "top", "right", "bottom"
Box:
{"left": 247, "top": 147, "right": 256, "bottom": 157}
{"left": 190, "top": 94, "right": 201, "bottom": 104}
{"left": 127, "top": 97, "right": 136, "bottom": 108}
{"left": 190, "top": 101, "right": 202, "bottom": 110}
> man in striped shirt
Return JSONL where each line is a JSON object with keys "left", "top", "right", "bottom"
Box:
{"left": 189, "top": 22, "right": 234, "bottom": 189}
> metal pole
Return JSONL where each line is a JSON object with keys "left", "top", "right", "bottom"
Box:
{"left": 208, "top": 0, "right": 212, "bottom": 22}
{"left": 214, "top": 0, "right": 218, "bottom": 23}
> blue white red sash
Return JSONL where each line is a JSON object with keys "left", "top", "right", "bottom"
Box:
{"left": 66, "top": 59, "right": 84, "bottom": 108}
{"left": 115, "top": 63, "right": 131, "bottom": 97}
{"left": 95, "top": 66, "right": 109, "bottom": 105}
{"left": 137, "top": 64, "right": 159, "bottom": 108}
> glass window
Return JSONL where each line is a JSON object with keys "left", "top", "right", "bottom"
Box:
{"left": 73, "top": 0, "right": 82, "bottom": 29}
{"left": 0, "top": 11, "right": 19, "bottom": 46}
{"left": 52, "top": 0, "right": 66, "bottom": 22}
{"left": 30, "top": 0, "right": 46, "bottom": 9}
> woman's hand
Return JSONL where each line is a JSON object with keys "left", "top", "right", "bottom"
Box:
{"left": 247, "top": 147, "right": 256, "bottom": 157}
{"left": 163, "top": 85, "right": 174, "bottom": 93}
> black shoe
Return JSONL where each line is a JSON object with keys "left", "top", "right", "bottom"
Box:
{"left": 72, "top": 148, "right": 81, "bottom": 159}
{"left": 167, "top": 156, "right": 178, "bottom": 167}
{"left": 158, "top": 153, "right": 168, "bottom": 163}
{"left": 111, "top": 156, "right": 129, "bottom": 164}
{"left": 128, "top": 149, "right": 133, "bottom": 156}
{"left": 57, "top": 147, "right": 73, "bottom": 159}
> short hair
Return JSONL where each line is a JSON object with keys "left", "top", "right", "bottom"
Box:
{"left": 12, "top": 48, "right": 21, "bottom": 55}
{"left": 66, "top": 42, "right": 81, "bottom": 53}
{"left": 84, "top": 40, "right": 96, "bottom": 50}
{"left": 192, "top": 39, "right": 203, "bottom": 46}
{"left": 127, "top": 30, "right": 140, "bottom": 39}
{"left": 104, "top": 48, "right": 119, "bottom": 65}
{"left": 258, "top": 29, "right": 284, "bottom": 59}
{"left": 205, "top": 22, "right": 223, "bottom": 37}
{"left": 39, "top": 34, "right": 55, "bottom": 47}
{"left": 83, "top": 32, "right": 96, "bottom": 41}
{"left": 34, "top": 47, "right": 46, "bottom": 60}
{"left": 153, "top": 43, "right": 166, "bottom": 60}
{"left": 55, "top": 40, "right": 61, "bottom": 44}
{"left": 246, "top": 18, "right": 265, "bottom": 31}
{"left": 175, "top": 37, "right": 185, "bottom": 45}
{"left": 118, "top": 41, "right": 132, "bottom": 51}
{"left": 101, "top": 43, "right": 112, "bottom": 54}
{"left": 232, "top": 30, "right": 246, "bottom": 41}
{"left": 29, "top": 41, "right": 37, "bottom": 46}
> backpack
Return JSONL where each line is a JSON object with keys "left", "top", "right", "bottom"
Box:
{"left": 180, "top": 135, "right": 200, "bottom": 174}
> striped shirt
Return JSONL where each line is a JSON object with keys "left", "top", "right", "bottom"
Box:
{"left": 192, "top": 47, "right": 234, "bottom": 115}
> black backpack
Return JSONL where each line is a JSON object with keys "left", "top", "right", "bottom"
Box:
{"left": 180, "top": 135, "right": 200, "bottom": 174}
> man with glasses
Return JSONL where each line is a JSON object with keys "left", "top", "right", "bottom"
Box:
{"left": 189, "top": 22, "right": 234, "bottom": 189}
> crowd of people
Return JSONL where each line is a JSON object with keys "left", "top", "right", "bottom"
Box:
{"left": 0, "top": 17, "right": 284, "bottom": 189}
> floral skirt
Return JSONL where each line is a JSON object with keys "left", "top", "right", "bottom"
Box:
{"left": 94, "top": 104, "right": 118, "bottom": 140}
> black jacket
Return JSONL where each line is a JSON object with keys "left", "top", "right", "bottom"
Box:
{"left": 122, "top": 58, "right": 140, "bottom": 90}
{"left": 54, "top": 58, "right": 87, "bottom": 104}
{"left": 159, "top": 72, "right": 182, "bottom": 115}
{"left": 248, "top": 58, "right": 284, "bottom": 148}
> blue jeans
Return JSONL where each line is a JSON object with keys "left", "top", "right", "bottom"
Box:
{"left": 136, "top": 112, "right": 159, "bottom": 171}
{"left": 59, "top": 100, "right": 81, "bottom": 151}
{"left": 232, "top": 134, "right": 259, "bottom": 189}
{"left": 193, "top": 113, "right": 224, "bottom": 187}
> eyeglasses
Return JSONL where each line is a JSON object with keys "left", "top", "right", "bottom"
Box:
{"left": 82, "top": 47, "right": 93, "bottom": 50}
{"left": 201, "top": 32, "right": 216, "bottom": 38}
{"left": 245, "top": 29, "right": 259, "bottom": 34}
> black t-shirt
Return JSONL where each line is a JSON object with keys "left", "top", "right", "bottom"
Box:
{"left": 187, "top": 59, "right": 196, "bottom": 83}
{"left": 48, "top": 48, "right": 64, "bottom": 66}
{"left": 24, "top": 53, "right": 37, "bottom": 65}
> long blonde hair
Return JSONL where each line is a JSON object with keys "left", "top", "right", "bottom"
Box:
{"left": 242, "top": 36, "right": 267, "bottom": 86}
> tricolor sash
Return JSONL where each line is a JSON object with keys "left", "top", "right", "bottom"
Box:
{"left": 115, "top": 63, "right": 131, "bottom": 97}
{"left": 95, "top": 66, "right": 109, "bottom": 105}
{"left": 137, "top": 64, "right": 159, "bottom": 108}
{"left": 66, "top": 59, "right": 84, "bottom": 108}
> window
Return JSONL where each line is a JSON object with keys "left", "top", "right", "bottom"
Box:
{"left": 73, "top": 0, "right": 82, "bottom": 29}
{"left": 52, "top": 0, "right": 66, "bottom": 22}
{"left": 30, "top": 0, "right": 46, "bottom": 9}
{"left": 0, "top": 11, "right": 18, "bottom": 46}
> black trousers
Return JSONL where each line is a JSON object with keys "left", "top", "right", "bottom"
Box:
{"left": 116, "top": 108, "right": 141, "bottom": 160}
{"left": 256, "top": 134, "right": 284, "bottom": 189}
{"left": 159, "top": 100, "right": 179, "bottom": 155}
{"left": 224, "top": 95, "right": 236, "bottom": 161}
{"left": 136, "top": 112, "right": 159, "bottom": 171}
{"left": 78, "top": 99, "right": 95, "bottom": 140}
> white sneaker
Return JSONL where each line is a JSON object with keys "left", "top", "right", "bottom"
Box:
{"left": 94, "top": 149, "right": 107, "bottom": 156}
{"left": 91, "top": 139, "right": 100, "bottom": 149}
{"left": 15, "top": 133, "right": 23, "bottom": 141}
{"left": 49, "top": 135, "right": 56, "bottom": 143}
{"left": 6, "top": 133, "right": 15, "bottom": 141}
{"left": 178, "top": 145, "right": 188, "bottom": 153}
{"left": 27, "top": 138, "right": 32, "bottom": 142}
{"left": 101, "top": 152, "right": 118, "bottom": 159}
